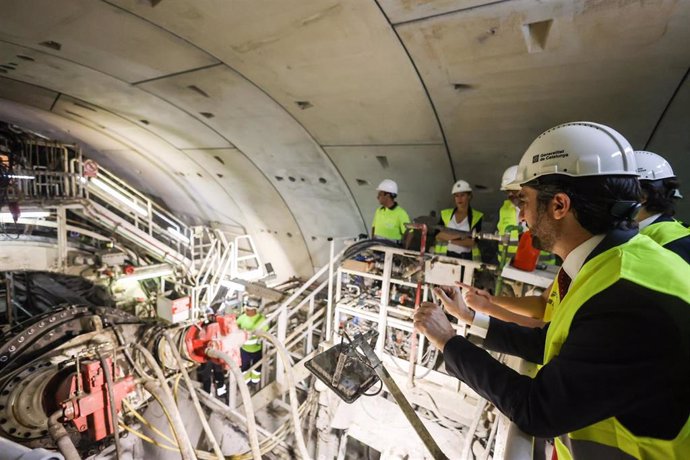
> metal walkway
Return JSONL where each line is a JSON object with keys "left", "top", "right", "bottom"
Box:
{"left": 1, "top": 140, "right": 265, "bottom": 316}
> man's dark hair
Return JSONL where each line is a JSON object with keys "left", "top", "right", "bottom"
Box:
{"left": 641, "top": 178, "right": 680, "bottom": 216}
{"left": 525, "top": 174, "right": 641, "bottom": 234}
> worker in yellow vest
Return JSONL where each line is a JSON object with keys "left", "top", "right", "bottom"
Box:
{"left": 415, "top": 121, "right": 690, "bottom": 459}
{"left": 498, "top": 165, "right": 558, "bottom": 266}
{"left": 236, "top": 296, "right": 269, "bottom": 385}
{"left": 371, "top": 179, "right": 410, "bottom": 245}
{"left": 634, "top": 150, "right": 690, "bottom": 263}
{"left": 497, "top": 165, "right": 526, "bottom": 265}
{"left": 435, "top": 180, "right": 483, "bottom": 260}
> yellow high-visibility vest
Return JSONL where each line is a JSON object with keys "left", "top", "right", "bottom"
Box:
{"left": 544, "top": 234, "right": 690, "bottom": 459}
{"left": 435, "top": 207, "right": 483, "bottom": 261}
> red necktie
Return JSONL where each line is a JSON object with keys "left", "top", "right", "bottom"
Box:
{"left": 557, "top": 269, "right": 572, "bottom": 299}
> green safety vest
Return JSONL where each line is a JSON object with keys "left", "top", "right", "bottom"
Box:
{"left": 372, "top": 204, "right": 410, "bottom": 242}
{"left": 641, "top": 219, "right": 690, "bottom": 251}
{"left": 544, "top": 234, "right": 690, "bottom": 459}
{"left": 236, "top": 313, "right": 269, "bottom": 353}
{"left": 497, "top": 200, "right": 521, "bottom": 264}
{"left": 435, "top": 207, "right": 483, "bottom": 261}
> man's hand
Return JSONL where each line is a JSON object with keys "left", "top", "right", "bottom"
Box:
{"left": 456, "top": 282, "right": 494, "bottom": 315}
{"left": 414, "top": 302, "right": 456, "bottom": 350}
{"left": 433, "top": 286, "right": 475, "bottom": 324}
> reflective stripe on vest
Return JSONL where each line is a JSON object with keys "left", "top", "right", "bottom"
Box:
{"left": 544, "top": 234, "right": 690, "bottom": 459}
{"left": 641, "top": 220, "right": 690, "bottom": 249}
{"left": 435, "top": 207, "right": 484, "bottom": 261}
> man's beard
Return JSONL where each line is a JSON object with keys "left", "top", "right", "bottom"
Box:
{"left": 531, "top": 208, "right": 557, "bottom": 252}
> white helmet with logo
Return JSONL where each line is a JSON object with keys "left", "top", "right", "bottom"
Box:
{"left": 500, "top": 165, "right": 520, "bottom": 191}
{"left": 634, "top": 150, "right": 675, "bottom": 181}
{"left": 377, "top": 179, "right": 398, "bottom": 195}
{"left": 511, "top": 122, "right": 637, "bottom": 187}
{"left": 451, "top": 180, "right": 472, "bottom": 194}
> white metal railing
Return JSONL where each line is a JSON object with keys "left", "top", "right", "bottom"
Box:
{"left": 5, "top": 146, "right": 265, "bottom": 312}
{"left": 231, "top": 235, "right": 264, "bottom": 280}
{"left": 83, "top": 163, "right": 193, "bottom": 257}
{"left": 264, "top": 239, "right": 348, "bottom": 386}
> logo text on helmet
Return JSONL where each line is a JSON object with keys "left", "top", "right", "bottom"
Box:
{"left": 535, "top": 150, "right": 568, "bottom": 162}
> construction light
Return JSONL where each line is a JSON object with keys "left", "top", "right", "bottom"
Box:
{"left": 0, "top": 211, "right": 50, "bottom": 220}
{"left": 91, "top": 178, "right": 148, "bottom": 217}
{"left": 8, "top": 175, "right": 35, "bottom": 180}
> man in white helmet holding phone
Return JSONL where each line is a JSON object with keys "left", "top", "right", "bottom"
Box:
{"left": 415, "top": 122, "right": 690, "bottom": 459}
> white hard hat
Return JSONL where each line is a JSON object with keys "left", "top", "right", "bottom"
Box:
{"left": 377, "top": 179, "right": 398, "bottom": 195}
{"left": 451, "top": 180, "right": 472, "bottom": 194}
{"left": 245, "top": 296, "right": 261, "bottom": 310}
{"left": 500, "top": 165, "right": 520, "bottom": 191}
{"left": 634, "top": 150, "right": 675, "bottom": 181}
{"left": 511, "top": 122, "right": 637, "bottom": 187}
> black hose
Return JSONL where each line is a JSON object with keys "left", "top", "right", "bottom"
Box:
{"left": 342, "top": 238, "right": 399, "bottom": 260}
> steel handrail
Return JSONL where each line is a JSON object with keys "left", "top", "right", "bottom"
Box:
{"left": 267, "top": 244, "right": 349, "bottom": 323}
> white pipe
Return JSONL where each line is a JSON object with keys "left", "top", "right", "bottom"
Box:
{"left": 161, "top": 332, "right": 224, "bottom": 460}
{"left": 462, "top": 398, "right": 488, "bottom": 460}
{"left": 479, "top": 412, "right": 500, "bottom": 460}
{"left": 205, "top": 348, "right": 262, "bottom": 460}
{"left": 132, "top": 344, "right": 196, "bottom": 460}
{"left": 48, "top": 411, "right": 81, "bottom": 460}
{"left": 256, "top": 330, "right": 311, "bottom": 460}
{"left": 326, "top": 238, "right": 335, "bottom": 339}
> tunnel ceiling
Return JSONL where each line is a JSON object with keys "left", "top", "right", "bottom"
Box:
{"left": 0, "top": 0, "right": 688, "bottom": 278}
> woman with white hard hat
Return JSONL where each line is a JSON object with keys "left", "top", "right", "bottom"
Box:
{"left": 634, "top": 150, "right": 690, "bottom": 263}
{"left": 434, "top": 179, "right": 484, "bottom": 260}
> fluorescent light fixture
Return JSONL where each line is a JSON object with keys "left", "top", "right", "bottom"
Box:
{"left": 167, "top": 226, "right": 190, "bottom": 244}
{"left": 8, "top": 175, "right": 35, "bottom": 180}
{"left": 91, "top": 178, "right": 148, "bottom": 217}
{"left": 119, "top": 264, "right": 173, "bottom": 282}
{"left": 0, "top": 211, "right": 50, "bottom": 220}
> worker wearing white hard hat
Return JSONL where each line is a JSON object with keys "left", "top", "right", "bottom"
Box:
{"left": 371, "top": 179, "right": 410, "bottom": 244}
{"left": 237, "top": 296, "right": 268, "bottom": 384}
{"left": 497, "top": 165, "right": 557, "bottom": 266}
{"left": 415, "top": 121, "right": 690, "bottom": 460}
{"left": 434, "top": 179, "right": 484, "bottom": 260}
{"left": 455, "top": 164, "right": 563, "bottom": 333}
{"left": 633, "top": 150, "right": 689, "bottom": 263}
{"left": 495, "top": 165, "right": 526, "bottom": 265}
{"left": 451, "top": 164, "right": 558, "bottom": 331}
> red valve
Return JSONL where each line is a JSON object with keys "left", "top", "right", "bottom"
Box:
{"left": 184, "top": 314, "right": 246, "bottom": 369}
{"left": 58, "top": 357, "right": 135, "bottom": 441}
